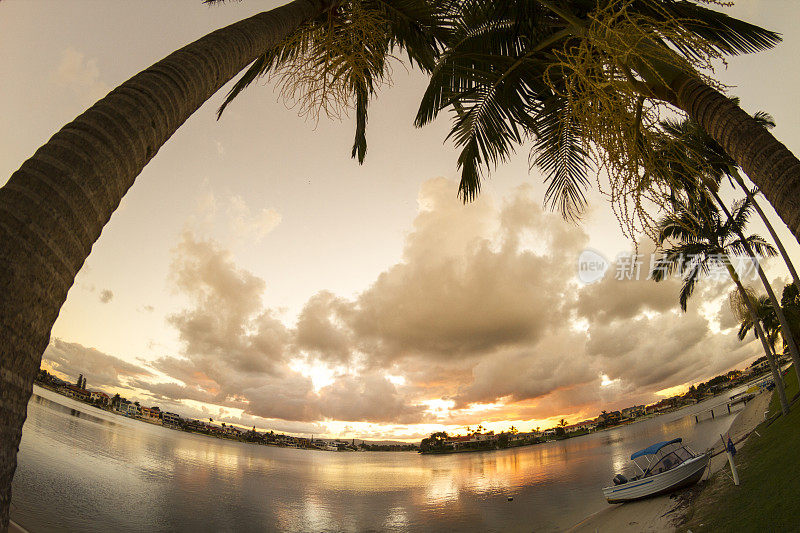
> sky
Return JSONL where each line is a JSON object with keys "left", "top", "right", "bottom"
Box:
{"left": 2, "top": 0, "right": 799, "bottom": 441}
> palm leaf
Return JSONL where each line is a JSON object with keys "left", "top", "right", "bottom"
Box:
{"left": 634, "top": 1, "right": 781, "bottom": 59}
{"left": 531, "top": 98, "right": 592, "bottom": 220}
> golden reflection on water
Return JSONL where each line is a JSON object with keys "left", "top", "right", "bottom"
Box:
{"left": 14, "top": 385, "right": 748, "bottom": 533}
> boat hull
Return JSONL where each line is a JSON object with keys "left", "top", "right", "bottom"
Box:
{"left": 602, "top": 453, "right": 709, "bottom": 504}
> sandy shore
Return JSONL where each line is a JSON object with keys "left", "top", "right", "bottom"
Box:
{"left": 566, "top": 391, "right": 771, "bottom": 532}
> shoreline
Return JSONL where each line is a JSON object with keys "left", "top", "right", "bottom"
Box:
{"left": 566, "top": 390, "right": 771, "bottom": 532}
{"left": 31, "top": 384, "right": 416, "bottom": 453}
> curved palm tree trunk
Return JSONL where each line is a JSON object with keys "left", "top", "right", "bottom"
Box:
{"left": 0, "top": 1, "right": 331, "bottom": 529}
{"left": 674, "top": 76, "right": 800, "bottom": 244}
{"left": 725, "top": 261, "right": 790, "bottom": 415}
{"left": 731, "top": 169, "right": 800, "bottom": 290}
{"left": 709, "top": 189, "right": 800, "bottom": 389}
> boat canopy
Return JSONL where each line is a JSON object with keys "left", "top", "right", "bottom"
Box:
{"left": 631, "top": 438, "right": 682, "bottom": 460}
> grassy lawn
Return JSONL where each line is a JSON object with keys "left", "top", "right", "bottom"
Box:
{"left": 680, "top": 366, "right": 800, "bottom": 532}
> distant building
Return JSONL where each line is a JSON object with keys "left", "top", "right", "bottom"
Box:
{"left": 162, "top": 412, "right": 182, "bottom": 427}
{"left": 598, "top": 411, "right": 622, "bottom": 424}
{"left": 89, "top": 391, "right": 109, "bottom": 405}
{"left": 125, "top": 403, "right": 141, "bottom": 418}
{"left": 65, "top": 385, "right": 90, "bottom": 401}
{"left": 563, "top": 420, "right": 596, "bottom": 433}
{"left": 621, "top": 405, "right": 645, "bottom": 419}
{"left": 140, "top": 407, "right": 162, "bottom": 424}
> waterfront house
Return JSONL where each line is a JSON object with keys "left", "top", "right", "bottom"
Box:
{"left": 140, "top": 407, "right": 163, "bottom": 424}
{"left": 65, "top": 385, "right": 90, "bottom": 401}
{"left": 563, "top": 420, "right": 597, "bottom": 433}
{"left": 89, "top": 391, "right": 110, "bottom": 405}
{"left": 621, "top": 405, "right": 645, "bottom": 419}
{"left": 125, "top": 403, "right": 141, "bottom": 418}
{"left": 162, "top": 412, "right": 182, "bottom": 427}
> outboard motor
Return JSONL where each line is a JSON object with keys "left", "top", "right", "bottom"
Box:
{"left": 613, "top": 473, "right": 628, "bottom": 485}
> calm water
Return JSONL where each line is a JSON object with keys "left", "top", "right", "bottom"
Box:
{"left": 11, "top": 385, "right": 746, "bottom": 532}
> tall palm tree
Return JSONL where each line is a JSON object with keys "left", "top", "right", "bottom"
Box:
{"left": 655, "top": 116, "right": 800, "bottom": 389}
{"left": 659, "top": 113, "right": 800, "bottom": 290}
{"left": 650, "top": 196, "right": 789, "bottom": 414}
{"left": 416, "top": 0, "right": 800, "bottom": 242}
{"left": 735, "top": 293, "right": 780, "bottom": 358}
{"left": 0, "top": 2, "right": 442, "bottom": 527}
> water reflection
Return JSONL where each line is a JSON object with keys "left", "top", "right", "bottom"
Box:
{"left": 12, "top": 386, "right": 746, "bottom": 532}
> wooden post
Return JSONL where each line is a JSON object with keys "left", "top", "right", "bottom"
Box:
{"left": 721, "top": 434, "right": 740, "bottom": 486}
{"left": 727, "top": 403, "right": 731, "bottom": 414}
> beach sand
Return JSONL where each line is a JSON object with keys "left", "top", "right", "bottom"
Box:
{"left": 566, "top": 391, "right": 772, "bottom": 532}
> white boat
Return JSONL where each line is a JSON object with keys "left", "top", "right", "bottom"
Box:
{"left": 602, "top": 438, "right": 710, "bottom": 504}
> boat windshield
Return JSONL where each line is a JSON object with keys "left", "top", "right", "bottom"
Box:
{"left": 642, "top": 446, "right": 695, "bottom": 477}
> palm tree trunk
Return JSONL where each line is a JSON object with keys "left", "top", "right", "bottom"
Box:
{"left": 0, "top": 1, "right": 332, "bottom": 529}
{"left": 709, "top": 189, "right": 800, "bottom": 389}
{"left": 674, "top": 76, "right": 800, "bottom": 244}
{"left": 725, "top": 261, "right": 790, "bottom": 415}
{"left": 731, "top": 169, "right": 800, "bottom": 290}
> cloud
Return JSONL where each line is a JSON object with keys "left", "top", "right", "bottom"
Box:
{"left": 52, "top": 178, "right": 768, "bottom": 432}
{"left": 43, "top": 338, "right": 152, "bottom": 390}
{"left": 189, "top": 186, "right": 281, "bottom": 245}
{"left": 167, "top": 231, "right": 290, "bottom": 376}
{"left": 99, "top": 289, "right": 114, "bottom": 304}
{"left": 227, "top": 195, "right": 282, "bottom": 242}
{"left": 51, "top": 48, "right": 110, "bottom": 103}
{"left": 315, "top": 373, "right": 427, "bottom": 424}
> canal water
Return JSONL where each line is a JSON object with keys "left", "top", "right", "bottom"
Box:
{"left": 11, "top": 385, "right": 747, "bottom": 532}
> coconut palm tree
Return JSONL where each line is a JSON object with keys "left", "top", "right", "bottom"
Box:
{"left": 0, "top": 2, "right": 442, "bottom": 527}
{"left": 416, "top": 0, "right": 800, "bottom": 241}
{"left": 650, "top": 196, "right": 789, "bottom": 414}
{"left": 735, "top": 293, "right": 780, "bottom": 357}
{"left": 655, "top": 115, "right": 800, "bottom": 389}
{"left": 659, "top": 113, "right": 800, "bottom": 289}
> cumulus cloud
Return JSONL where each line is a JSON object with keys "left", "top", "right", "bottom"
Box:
{"left": 43, "top": 338, "right": 152, "bottom": 390}
{"left": 167, "top": 231, "right": 291, "bottom": 376}
{"left": 50, "top": 178, "right": 767, "bottom": 432}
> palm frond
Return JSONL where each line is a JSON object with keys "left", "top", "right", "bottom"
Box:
{"left": 679, "top": 260, "right": 704, "bottom": 312}
{"left": 635, "top": 1, "right": 781, "bottom": 59}
{"left": 531, "top": 98, "right": 592, "bottom": 220}
{"left": 726, "top": 234, "right": 778, "bottom": 259}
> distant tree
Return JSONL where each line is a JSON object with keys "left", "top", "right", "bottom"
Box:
{"left": 497, "top": 433, "right": 510, "bottom": 448}
{"left": 420, "top": 431, "right": 449, "bottom": 453}
{"left": 509, "top": 426, "right": 518, "bottom": 435}
{"left": 558, "top": 419, "right": 567, "bottom": 428}
{"left": 555, "top": 427, "right": 566, "bottom": 437}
